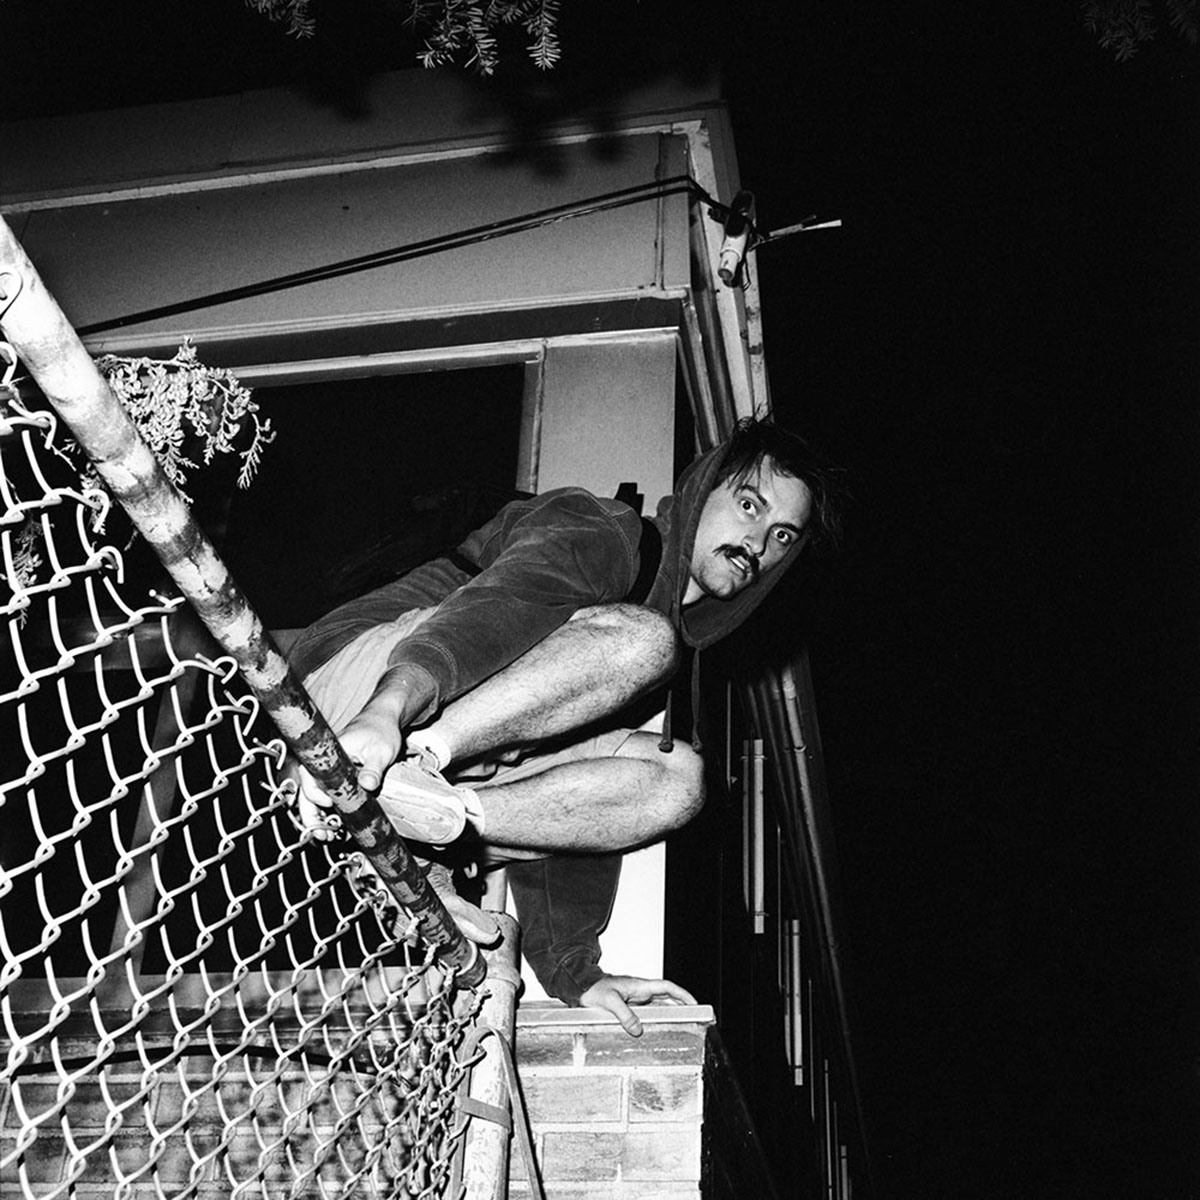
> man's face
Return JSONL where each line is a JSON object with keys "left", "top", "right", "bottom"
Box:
{"left": 684, "top": 461, "right": 813, "bottom": 606}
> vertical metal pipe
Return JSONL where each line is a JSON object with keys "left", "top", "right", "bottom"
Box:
{"left": 0, "top": 216, "right": 483, "bottom": 987}
{"left": 787, "top": 918, "right": 804, "bottom": 1087}
{"left": 750, "top": 736, "right": 766, "bottom": 935}
{"left": 516, "top": 352, "right": 545, "bottom": 494}
{"left": 824, "top": 1061, "right": 835, "bottom": 1198}
{"left": 740, "top": 738, "right": 752, "bottom": 917}
{"left": 777, "top": 865, "right": 786, "bottom": 994}
{"left": 808, "top": 977, "right": 818, "bottom": 1122}
{"left": 461, "top": 913, "right": 524, "bottom": 1200}
{"left": 779, "top": 657, "right": 868, "bottom": 1113}
{"left": 725, "top": 679, "right": 734, "bottom": 791}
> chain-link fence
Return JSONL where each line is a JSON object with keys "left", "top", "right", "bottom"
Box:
{"left": 0, "top": 224, "right": 514, "bottom": 1199}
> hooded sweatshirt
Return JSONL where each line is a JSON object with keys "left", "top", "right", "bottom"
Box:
{"left": 288, "top": 442, "right": 804, "bottom": 1002}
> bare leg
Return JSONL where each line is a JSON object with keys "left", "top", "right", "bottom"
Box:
{"left": 296, "top": 603, "right": 679, "bottom": 820}
{"left": 422, "top": 604, "right": 678, "bottom": 766}
{"left": 474, "top": 732, "right": 705, "bottom": 854}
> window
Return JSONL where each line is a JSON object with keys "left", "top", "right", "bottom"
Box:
{"left": 216, "top": 365, "right": 527, "bottom": 631}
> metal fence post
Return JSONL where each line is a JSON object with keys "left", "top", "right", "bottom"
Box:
{"left": 460, "top": 913, "right": 529, "bottom": 1200}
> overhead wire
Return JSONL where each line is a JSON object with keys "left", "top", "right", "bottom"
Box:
{"left": 77, "top": 174, "right": 733, "bottom": 337}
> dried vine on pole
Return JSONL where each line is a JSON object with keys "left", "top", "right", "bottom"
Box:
{"left": 91, "top": 339, "right": 274, "bottom": 501}
{"left": 2, "top": 339, "right": 272, "bottom": 593}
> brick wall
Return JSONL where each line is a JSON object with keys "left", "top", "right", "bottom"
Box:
{"left": 4, "top": 1005, "right": 728, "bottom": 1199}
{"left": 0, "top": 1022, "right": 445, "bottom": 1199}
{"left": 507, "top": 1003, "right": 714, "bottom": 1200}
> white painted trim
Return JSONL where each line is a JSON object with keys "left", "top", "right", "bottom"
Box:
{"left": 227, "top": 326, "right": 683, "bottom": 386}
{"left": 3, "top": 122, "right": 709, "bottom": 215}
{"left": 672, "top": 119, "right": 771, "bottom": 422}
{"left": 81, "top": 290, "right": 689, "bottom": 357}
{"left": 231, "top": 341, "right": 545, "bottom": 385}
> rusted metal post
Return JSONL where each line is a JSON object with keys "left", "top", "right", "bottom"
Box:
{"left": 459, "top": 913, "right": 527, "bottom": 1200}
{"left": 0, "top": 215, "right": 484, "bottom": 987}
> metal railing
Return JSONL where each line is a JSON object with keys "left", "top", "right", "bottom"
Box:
{"left": 733, "top": 661, "right": 872, "bottom": 1198}
{"left": 0, "top": 216, "right": 517, "bottom": 1199}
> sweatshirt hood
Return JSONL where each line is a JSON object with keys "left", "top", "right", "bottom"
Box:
{"left": 645, "top": 443, "right": 806, "bottom": 650}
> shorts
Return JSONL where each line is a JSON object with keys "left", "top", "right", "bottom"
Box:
{"left": 300, "top": 607, "right": 435, "bottom": 731}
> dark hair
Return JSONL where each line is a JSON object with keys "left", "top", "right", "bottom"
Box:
{"left": 714, "top": 417, "right": 846, "bottom": 555}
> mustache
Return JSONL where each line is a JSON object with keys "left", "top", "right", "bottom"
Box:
{"left": 718, "top": 545, "right": 761, "bottom": 582}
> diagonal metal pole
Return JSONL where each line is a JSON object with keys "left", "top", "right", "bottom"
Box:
{"left": 0, "top": 214, "right": 484, "bottom": 988}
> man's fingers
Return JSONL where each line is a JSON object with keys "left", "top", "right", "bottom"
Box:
{"left": 337, "top": 716, "right": 404, "bottom": 786}
{"left": 594, "top": 991, "right": 642, "bottom": 1037}
{"left": 290, "top": 714, "right": 401, "bottom": 814}
{"left": 580, "top": 975, "right": 700, "bottom": 1038}
{"left": 295, "top": 765, "right": 332, "bottom": 809}
{"left": 651, "top": 980, "right": 698, "bottom": 1006}
{"left": 298, "top": 795, "right": 341, "bottom": 841}
{"left": 606, "top": 976, "right": 698, "bottom": 1007}
{"left": 285, "top": 770, "right": 340, "bottom": 841}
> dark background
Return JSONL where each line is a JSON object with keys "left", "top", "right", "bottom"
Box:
{"left": 721, "top": 8, "right": 1199, "bottom": 1198}
{"left": 5, "top": 2, "right": 1198, "bottom": 1196}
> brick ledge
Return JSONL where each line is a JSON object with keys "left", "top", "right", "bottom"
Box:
{"left": 515, "top": 1002, "right": 716, "bottom": 1030}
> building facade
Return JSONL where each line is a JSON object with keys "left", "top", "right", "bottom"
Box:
{"left": 0, "top": 69, "right": 870, "bottom": 1196}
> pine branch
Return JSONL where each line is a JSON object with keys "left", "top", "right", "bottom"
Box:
{"left": 1081, "top": 0, "right": 1199, "bottom": 58}
{"left": 524, "top": 0, "right": 562, "bottom": 69}
{"left": 237, "top": 0, "right": 565, "bottom": 73}
{"left": 243, "top": 0, "right": 315, "bottom": 38}
{"left": 1165, "top": 0, "right": 1199, "bottom": 42}
{"left": 465, "top": 1, "right": 502, "bottom": 75}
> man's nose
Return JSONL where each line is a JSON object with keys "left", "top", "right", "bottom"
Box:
{"left": 743, "top": 532, "right": 766, "bottom": 559}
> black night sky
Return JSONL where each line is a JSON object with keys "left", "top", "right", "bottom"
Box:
{"left": 722, "top": 8, "right": 1198, "bottom": 1198}
{"left": 4, "top": 2, "right": 1199, "bottom": 1196}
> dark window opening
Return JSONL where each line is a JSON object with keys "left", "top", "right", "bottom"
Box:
{"left": 215, "top": 365, "right": 526, "bottom": 630}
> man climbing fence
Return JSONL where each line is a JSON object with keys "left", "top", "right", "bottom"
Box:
{"left": 289, "top": 416, "right": 843, "bottom": 1034}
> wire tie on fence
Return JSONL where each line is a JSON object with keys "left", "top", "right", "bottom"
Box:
{"left": 455, "top": 1097, "right": 512, "bottom": 1130}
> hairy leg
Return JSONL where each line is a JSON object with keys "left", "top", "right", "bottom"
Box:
{"left": 293, "top": 604, "right": 677, "bottom": 822}
{"left": 422, "top": 604, "right": 678, "bottom": 766}
{"left": 473, "top": 732, "right": 705, "bottom": 854}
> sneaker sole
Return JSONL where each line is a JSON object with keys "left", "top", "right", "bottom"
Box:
{"left": 376, "top": 765, "right": 467, "bottom": 845}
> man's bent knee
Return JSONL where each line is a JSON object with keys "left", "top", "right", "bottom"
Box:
{"left": 661, "top": 742, "right": 706, "bottom": 830}
{"left": 569, "top": 604, "right": 679, "bottom": 681}
{"left": 618, "top": 733, "right": 705, "bottom": 833}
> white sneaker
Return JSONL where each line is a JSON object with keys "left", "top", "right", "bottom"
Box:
{"left": 376, "top": 758, "right": 469, "bottom": 845}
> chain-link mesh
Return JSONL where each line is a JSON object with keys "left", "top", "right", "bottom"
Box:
{"left": 0, "top": 371, "right": 486, "bottom": 1199}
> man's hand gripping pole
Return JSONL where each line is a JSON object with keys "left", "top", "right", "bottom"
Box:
{"left": 286, "top": 721, "right": 487, "bottom": 988}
